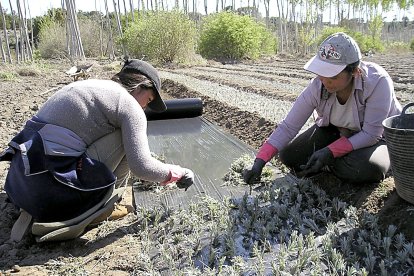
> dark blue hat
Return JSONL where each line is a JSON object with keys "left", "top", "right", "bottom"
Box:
{"left": 121, "top": 59, "right": 167, "bottom": 112}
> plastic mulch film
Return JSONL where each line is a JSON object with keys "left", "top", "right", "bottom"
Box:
{"left": 133, "top": 117, "right": 258, "bottom": 210}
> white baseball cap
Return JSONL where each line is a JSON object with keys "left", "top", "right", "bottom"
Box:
{"left": 304, "top": 32, "right": 362, "bottom": 77}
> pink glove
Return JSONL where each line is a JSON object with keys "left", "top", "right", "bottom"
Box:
{"left": 327, "top": 136, "right": 353, "bottom": 158}
{"left": 161, "top": 165, "right": 195, "bottom": 191}
{"left": 161, "top": 165, "right": 184, "bottom": 185}
{"left": 256, "top": 142, "right": 278, "bottom": 162}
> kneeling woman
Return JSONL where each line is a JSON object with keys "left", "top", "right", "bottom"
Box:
{"left": 1, "top": 59, "right": 194, "bottom": 241}
{"left": 244, "top": 33, "right": 401, "bottom": 185}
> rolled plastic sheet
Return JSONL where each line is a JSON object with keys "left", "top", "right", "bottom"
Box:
{"left": 145, "top": 98, "right": 203, "bottom": 121}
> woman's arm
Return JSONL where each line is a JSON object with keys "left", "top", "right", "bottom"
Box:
{"left": 349, "top": 76, "right": 395, "bottom": 150}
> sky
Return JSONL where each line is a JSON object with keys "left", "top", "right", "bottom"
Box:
{"left": 1, "top": 0, "right": 413, "bottom": 22}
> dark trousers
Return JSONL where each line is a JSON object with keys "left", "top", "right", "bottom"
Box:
{"left": 279, "top": 124, "right": 390, "bottom": 184}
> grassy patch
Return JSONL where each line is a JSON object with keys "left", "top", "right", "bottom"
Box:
{"left": 0, "top": 71, "right": 17, "bottom": 81}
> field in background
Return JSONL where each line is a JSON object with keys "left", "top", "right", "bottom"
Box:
{"left": 1, "top": 53, "right": 414, "bottom": 274}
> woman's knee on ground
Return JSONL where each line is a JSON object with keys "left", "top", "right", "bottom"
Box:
{"left": 279, "top": 148, "right": 305, "bottom": 172}
{"left": 332, "top": 158, "right": 387, "bottom": 184}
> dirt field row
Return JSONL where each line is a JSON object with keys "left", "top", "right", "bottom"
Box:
{"left": 1, "top": 53, "right": 414, "bottom": 274}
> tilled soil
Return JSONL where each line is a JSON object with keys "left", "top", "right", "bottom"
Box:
{"left": 0, "top": 54, "right": 414, "bottom": 274}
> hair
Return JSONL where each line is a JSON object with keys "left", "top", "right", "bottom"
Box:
{"left": 111, "top": 70, "right": 154, "bottom": 94}
{"left": 343, "top": 60, "right": 360, "bottom": 74}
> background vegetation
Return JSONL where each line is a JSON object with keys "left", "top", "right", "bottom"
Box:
{"left": 122, "top": 10, "right": 197, "bottom": 63}
{"left": 199, "top": 11, "right": 276, "bottom": 60}
{"left": 0, "top": 0, "right": 413, "bottom": 64}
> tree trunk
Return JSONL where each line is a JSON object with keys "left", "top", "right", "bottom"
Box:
{"left": 276, "top": 0, "right": 284, "bottom": 53}
{"left": 182, "top": 0, "right": 187, "bottom": 13}
{"left": 204, "top": 0, "right": 208, "bottom": 15}
{"left": 192, "top": 0, "right": 195, "bottom": 14}
{"left": 0, "top": 1, "right": 12, "bottom": 63}
{"left": 0, "top": 30, "right": 5, "bottom": 63}
{"left": 104, "top": 0, "right": 115, "bottom": 59}
{"left": 62, "top": 0, "right": 71, "bottom": 60}
{"left": 264, "top": 0, "right": 270, "bottom": 28}
{"left": 65, "top": 0, "right": 85, "bottom": 60}
{"left": 129, "top": 0, "right": 134, "bottom": 21}
{"left": 9, "top": 0, "right": 20, "bottom": 63}
{"left": 122, "top": 0, "right": 128, "bottom": 27}
{"left": 16, "top": 0, "right": 32, "bottom": 61}
{"left": 113, "top": 0, "right": 126, "bottom": 56}
{"left": 27, "top": 2, "right": 34, "bottom": 51}
{"left": 99, "top": 7, "right": 104, "bottom": 57}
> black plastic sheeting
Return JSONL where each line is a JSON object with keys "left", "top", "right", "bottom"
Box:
{"left": 145, "top": 98, "right": 203, "bottom": 121}
{"left": 133, "top": 116, "right": 264, "bottom": 210}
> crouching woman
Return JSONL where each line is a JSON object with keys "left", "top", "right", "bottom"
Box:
{"left": 0, "top": 59, "right": 194, "bottom": 242}
{"left": 244, "top": 33, "right": 402, "bottom": 185}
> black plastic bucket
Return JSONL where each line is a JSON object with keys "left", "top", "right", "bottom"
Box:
{"left": 383, "top": 103, "right": 414, "bottom": 204}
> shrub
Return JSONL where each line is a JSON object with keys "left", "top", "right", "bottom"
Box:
{"left": 367, "top": 15, "right": 384, "bottom": 52}
{"left": 315, "top": 27, "right": 347, "bottom": 47}
{"left": 198, "top": 11, "right": 276, "bottom": 61}
{"left": 316, "top": 27, "right": 384, "bottom": 54}
{"left": 37, "top": 19, "right": 66, "bottom": 59}
{"left": 257, "top": 23, "right": 277, "bottom": 56}
{"left": 410, "top": 38, "right": 414, "bottom": 52}
{"left": 78, "top": 18, "right": 109, "bottom": 58}
{"left": 32, "top": 49, "right": 42, "bottom": 60}
{"left": 37, "top": 15, "right": 110, "bottom": 59}
{"left": 386, "top": 41, "right": 409, "bottom": 53}
{"left": 122, "top": 10, "right": 197, "bottom": 64}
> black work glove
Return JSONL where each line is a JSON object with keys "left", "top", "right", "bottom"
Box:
{"left": 298, "top": 147, "right": 334, "bottom": 177}
{"left": 176, "top": 168, "right": 194, "bottom": 191}
{"left": 243, "top": 158, "right": 266, "bottom": 184}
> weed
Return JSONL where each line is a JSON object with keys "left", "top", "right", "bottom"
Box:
{"left": 0, "top": 71, "right": 17, "bottom": 81}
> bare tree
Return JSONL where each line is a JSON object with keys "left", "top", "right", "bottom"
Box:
{"left": 0, "top": 1, "right": 12, "bottom": 63}
{"left": 24, "top": 0, "right": 34, "bottom": 51}
{"left": 104, "top": 0, "right": 115, "bottom": 59}
{"left": 113, "top": 0, "right": 126, "bottom": 56}
{"left": 62, "top": 0, "right": 70, "bottom": 57}
{"left": 16, "top": 0, "right": 32, "bottom": 61}
{"left": 94, "top": 0, "right": 105, "bottom": 57}
{"left": 65, "top": 0, "right": 85, "bottom": 60}
{"left": 276, "top": 0, "right": 284, "bottom": 53}
{"left": 204, "top": 0, "right": 208, "bottom": 15}
{"left": 140, "top": 0, "right": 145, "bottom": 12}
{"left": 0, "top": 35, "right": 5, "bottom": 63}
{"left": 129, "top": 0, "right": 134, "bottom": 21}
{"left": 9, "top": 0, "right": 19, "bottom": 62}
{"left": 263, "top": 0, "right": 270, "bottom": 28}
{"left": 122, "top": 0, "right": 128, "bottom": 27}
{"left": 183, "top": 0, "right": 188, "bottom": 13}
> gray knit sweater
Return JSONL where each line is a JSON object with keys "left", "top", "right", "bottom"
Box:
{"left": 36, "top": 79, "right": 171, "bottom": 182}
